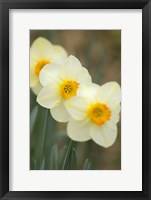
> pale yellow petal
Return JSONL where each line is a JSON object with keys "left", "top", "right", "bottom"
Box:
{"left": 67, "top": 119, "right": 91, "bottom": 142}
{"left": 31, "top": 82, "right": 43, "bottom": 95}
{"left": 39, "top": 63, "right": 61, "bottom": 86}
{"left": 30, "top": 37, "right": 53, "bottom": 60}
{"left": 37, "top": 83, "right": 62, "bottom": 109}
{"left": 51, "top": 45, "right": 68, "bottom": 64}
{"left": 77, "top": 83, "right": 100, "bottom": 103}
{"left": 50, "top": 103, "right": 70, "bottom": 122}
{"left": 110, "top": 104, "right": 121, "bottom": 124}
{"left": 61, "top": 55, "right": 83, "bottom": 79}
{"left": 97, "top": 82, "right": 121, "bottom": 108}
{"left": 74, "top": 67, "right": 92, "bottom": 85}
{"left": 30, "top": 68, "right": 39, "bottom": 87}
{"left": 90, "top": 121, "right": 118, "bottom": 148}
{"left": 63, "top": 55, "right": 82, "bottom": 68}
{"left": 65, "top": 96, "right": 88, "bottom": 120}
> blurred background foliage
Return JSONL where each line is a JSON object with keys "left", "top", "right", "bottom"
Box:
{"left": 30, "top": 30, "right": 121, "bottom": 170}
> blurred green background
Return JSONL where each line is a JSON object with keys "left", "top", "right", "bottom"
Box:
{"left": 30, "top": 30, "right": 121, "bottom": 170}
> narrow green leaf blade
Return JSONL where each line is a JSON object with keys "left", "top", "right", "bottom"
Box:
{"left": 68, "top": 148, "right": 77, "bottom": 170}
{"left": 83, "top": 158, "right": 91, "bottom": 170}
{"left": 50, "top": 145, "right": 58, "bottom": 170}
{"left": 45, "top": 145, "right": 59, "bottom": 170}
{"left": 40, "top": 158, "right": 45, "bottom": 170}
{"left": 39, "top": 109, "right": 49, "bottom": 168}
{"left": 30, "top": 105, "right": 38, "bottom": 134}
{"left": 34, "top": 159, "right": 37, "bottom": 170}
{"left": 62, "top": 140, "right": 74, "bottom": 170}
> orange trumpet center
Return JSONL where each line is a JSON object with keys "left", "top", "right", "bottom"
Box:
{"left": 88, "top": 102, "right": 111, "bottom": 125}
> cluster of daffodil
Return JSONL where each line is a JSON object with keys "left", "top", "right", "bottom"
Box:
{"left": 30, "top": 37, "right": 121, "bottom": 148}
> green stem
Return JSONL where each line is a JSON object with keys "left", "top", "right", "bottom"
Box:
{"left": 40, "top": 109, "right": 49, "bottom": 167}
{"left": 62, "top": 140, "right": 74, "bottom": 170}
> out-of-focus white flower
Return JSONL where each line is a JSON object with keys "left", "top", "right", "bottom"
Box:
{"left": 37, "top": 55, "right": 92, "bottom": 122}
{"left": 30, "top": 37, "right": 68, "bottom": 95}
{"left": 65, "top": 82, "right": 121, "bottom": 147}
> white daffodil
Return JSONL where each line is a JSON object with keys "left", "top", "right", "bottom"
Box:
{"left": 30, "top": 37, "right": 68, "bottom": 95}
{"left": 64, "top": 82, "right": 121, "bottom": 148}
{"left": 37, "top": 55, "right": 92, "bottom": 122}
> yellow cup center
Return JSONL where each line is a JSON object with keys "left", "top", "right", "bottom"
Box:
{"left": 88, "top": 102, "right": 111, "bottom": 125}
{"left": 35, "top": 59, "right": 50, "bottom": 76}
{"left": 60, "top": 80, "right": 79, "bottom": 100}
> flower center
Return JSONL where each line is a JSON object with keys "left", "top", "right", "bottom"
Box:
{"left": 35, "top": 59, "right": 50, "bottom": 76}
{"left": 60, "top": 80, "right": 79, "bottom": 100}
{"left": 88, "top": 102, "right": 111, "bottom": 125}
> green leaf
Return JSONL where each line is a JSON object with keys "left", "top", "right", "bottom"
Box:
{"left": 30, "top": 90, "right": 36, "bottom": 112}
{"left": 50, "top": 145, "right": 58, "bottom": 170}
{"left": 30, "top": 105, "right": 38, "bottom": 134}
{"left": 30, "top": 106, "right": 47, "bottom": 167}
{"left": 40, "top": 109, "right": 49, "bottom": 166}
{"left": 83, "top": 158, "right": 91, "bottom": 170}
{"left": 31, "top": 107, "right": 49, "bottom": 169}
{"left": 40, "top": 159, "right": 45, "bottom": 170}
{"left": 33, "top": 159, "right": 37, "bottom": 170}
{"left": 68, "top": 148, "right": 77, "bottom": 170}
{"left": 59, "top": 145, "right": 67, "bottom": 169}
{"left": 45, "top": 145, "right": 59, "bottom": 170}
{"left": 61, "top": 140, "right": 74, "bottom": 170}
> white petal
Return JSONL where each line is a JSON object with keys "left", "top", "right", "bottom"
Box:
{"left": 61, "top": 55, "right": 83, "bottom": 79}
{"left": 51, "top": 45, "right": 68, "bottom": 64}
{"left": 77, "top": 83, "right": 100, "bottom": 102}
{"left": 37, "top": 83, "right": 62, "bottom": 109}
{"left": 31, "top": 82, "right": 43, "bottom": 95}
{"left": 90, "top": 122, "right": 118, "bottom": 148}
{"left": 67, "top": 119, "right": 91, "bottom": 142}
{"left": 30, "top": 37, "right": 53, "bottom": 60}
{"left": 51, "top": 103, "right": 70, "bottom": 122}
{"left": 30, "top": 68, "right": 39, "bottom": 87}
{"left": 63, "top": 55, "right": 82, "bottom": 68}
{"left": 39, "top": 63, "right": 61, "bottom": 86}
{"left": 110, "top": 104, "right": 121, "bottom": 123}
{"left": 97, "top": 82, "right": 121, "bottom": 108}
{"left": 74, "top": 67, "right": 92, "bottom": 84}
{"left": 64, "top": 96, "right": 88, "bottom": 120}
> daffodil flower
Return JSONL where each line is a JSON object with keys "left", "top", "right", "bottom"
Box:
{"left": 37, "top": 55, "right": 92, "bottom": 122}
{"left": 64, "top": 82, "right": 121, "bottom": 147}
{"left": 30, "top": 37, "right": 68, "bottom": 95}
